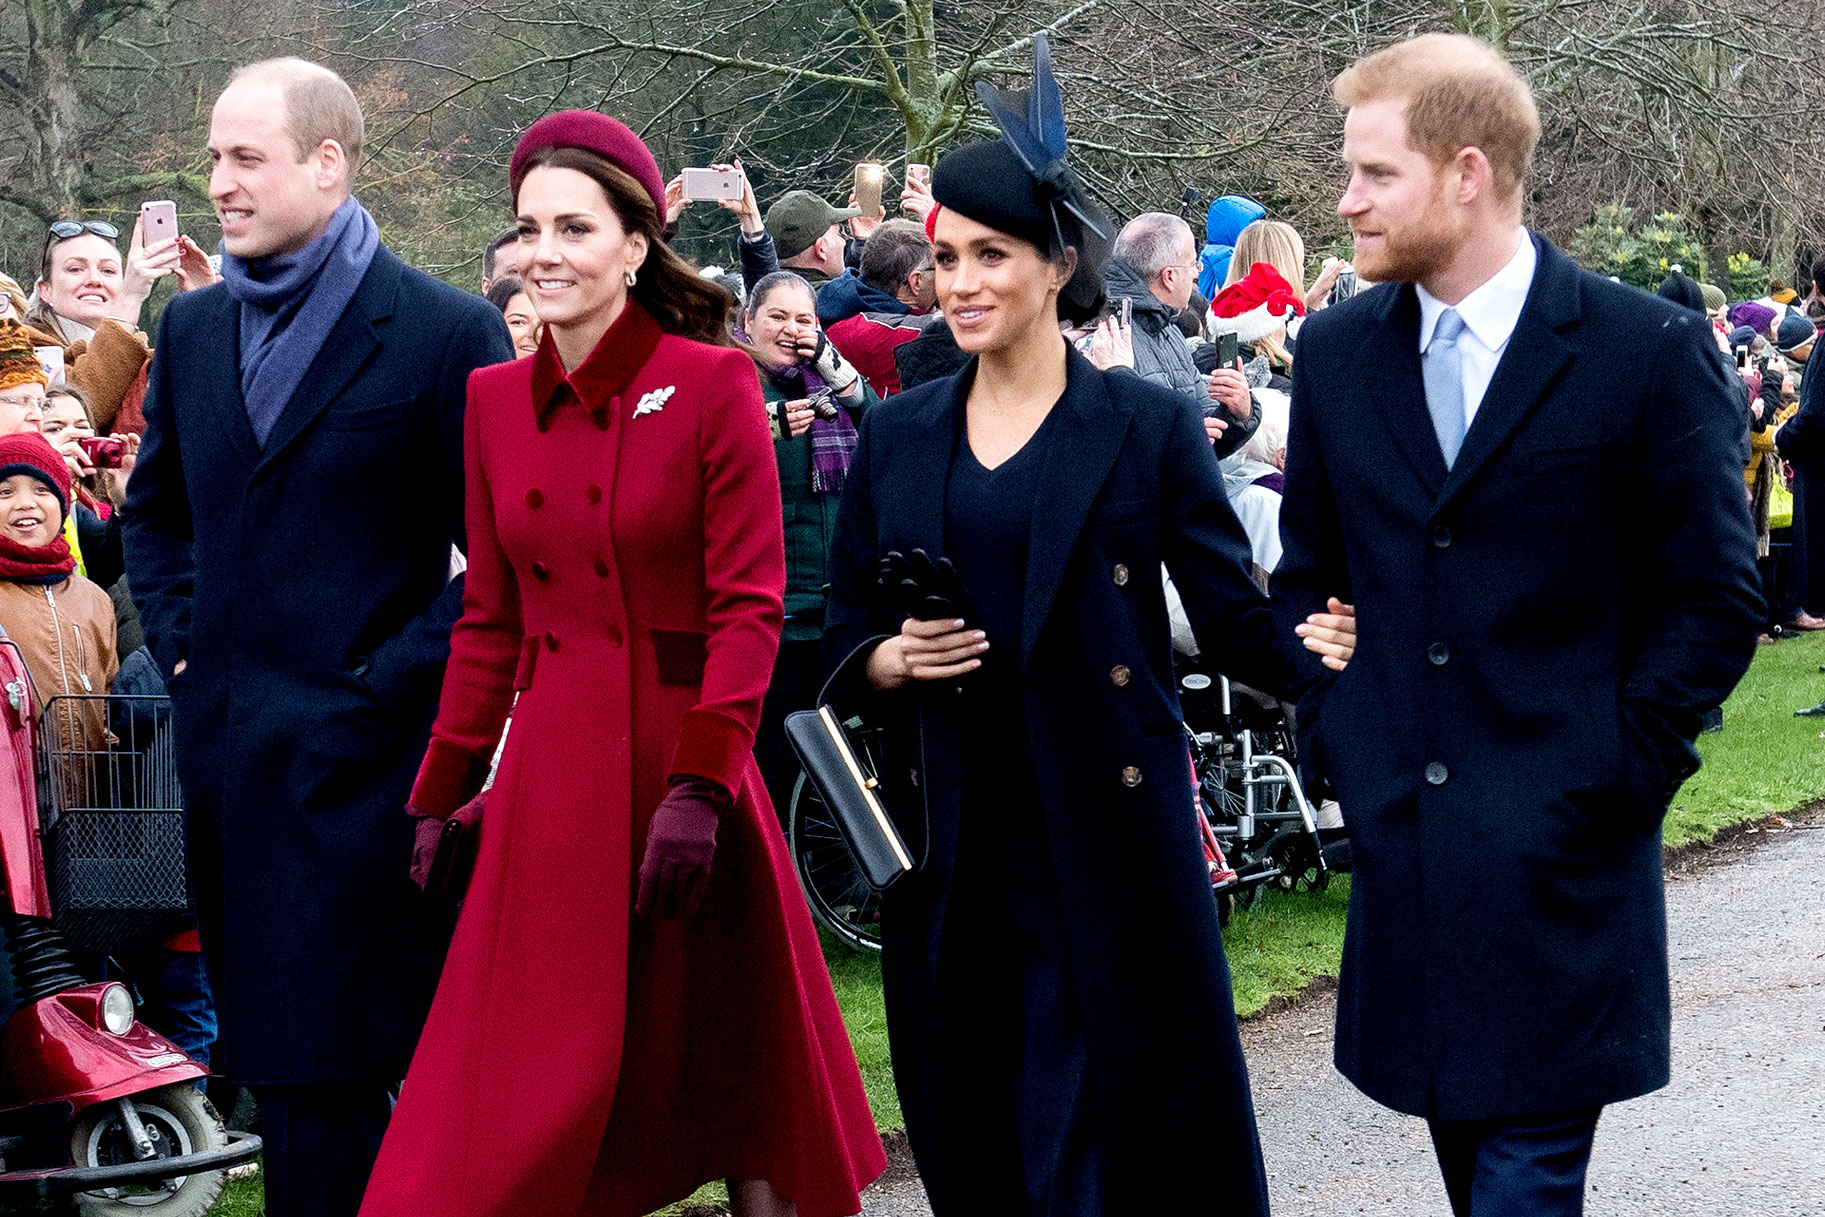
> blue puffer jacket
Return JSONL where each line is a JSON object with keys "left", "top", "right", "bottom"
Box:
{"left": 1197, "top": 196, "right": 1267, "bottom": 300}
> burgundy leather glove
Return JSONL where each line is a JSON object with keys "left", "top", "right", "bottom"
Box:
{"left": 635, "top": 776, "right": 728, "bottom": 919}
{"left": 408, "top": 789, "right": 487, "bottom": 898}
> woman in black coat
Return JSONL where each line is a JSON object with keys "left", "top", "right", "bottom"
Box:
{"left": 820, "top": 41, "right": 1350, "bottom": 1216}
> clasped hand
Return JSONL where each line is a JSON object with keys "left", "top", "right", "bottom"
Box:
{"left": 868, "top": 598, "right": 1357, "bottom": 691}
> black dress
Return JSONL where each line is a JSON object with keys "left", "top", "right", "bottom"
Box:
{"left": 931, "top": 406, "right": 1104, "bottom": 1215}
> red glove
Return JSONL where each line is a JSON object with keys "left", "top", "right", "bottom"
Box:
{"left": 635, "top": 777, "right": 728, "bottom": 919}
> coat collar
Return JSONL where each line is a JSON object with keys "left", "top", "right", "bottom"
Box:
{"left": 896, "top": 347, "right": 1131, "bottom": 661}
{"left": 528, "top": 301, "right": 664, "bottom": 431}
{"left": 182, "top": 248, "right": 403, "bottom": 473}
{"left": 1358, "top": 231, "right": 1581, "bottom": 506}
{"left": 255, "top": 247, "right": 404, "bottom": 472}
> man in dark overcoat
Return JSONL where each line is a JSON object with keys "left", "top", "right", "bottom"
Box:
{"left": 120, "top": 58, "right": 512, "bottom": 1217}
{"left": 1274, "top": 34, "right": 1762, "bottom": 1216}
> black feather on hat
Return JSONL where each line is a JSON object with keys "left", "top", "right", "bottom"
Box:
{"left": 931, "top": 36, "right": 1111, "bottom": 323}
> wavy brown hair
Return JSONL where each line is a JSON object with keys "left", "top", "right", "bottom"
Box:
{"left": 512, "top": 145, "right": 732, "bottom": 346}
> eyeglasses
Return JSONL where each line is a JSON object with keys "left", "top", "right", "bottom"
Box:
{"left": 0, "top": 395, "right": 44, "bottom": 411}
{"left": 48, "top": 220, "right": 120, "bottom": 243}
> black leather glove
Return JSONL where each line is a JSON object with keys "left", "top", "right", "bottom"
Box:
{"left": 880, "top": 548, "right": 980, "bottom": 627}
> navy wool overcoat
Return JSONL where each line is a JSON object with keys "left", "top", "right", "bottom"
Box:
{"left": 1273, "top": 234, "right": 1763, "bottom": 1122}
{"left": 822, "top": 349, "right": 1300, "bottom": 1214}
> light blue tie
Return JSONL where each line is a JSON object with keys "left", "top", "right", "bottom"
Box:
{"left": 1425, "top": 308, "right": 1467, "bottom": 469}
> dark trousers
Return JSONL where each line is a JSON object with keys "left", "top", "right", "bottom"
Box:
{"left": 251, "top": 1084, "right": 393, "bottom": 1217}
{"left": 1427, "top": 1107, "right": 1601, "bottom": 1217}
{"left": 1789, "top": 463, "right": 1825, "bottom": 616}
{"left": 754, "top": 637, "right": 823, "bottom": 826}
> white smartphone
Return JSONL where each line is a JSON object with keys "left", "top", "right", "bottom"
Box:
{"left": 35, "top": 346, "right": 64, "bottom": 385}
{"left": 680, "top": 168, "right": 743, "bottom": 202}
{"left": 141, "top": 199, "right": 178, "bottom": 245}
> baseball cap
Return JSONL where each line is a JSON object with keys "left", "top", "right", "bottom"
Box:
{"left": 764, "top": 190, "right": 861, "bottom": 260}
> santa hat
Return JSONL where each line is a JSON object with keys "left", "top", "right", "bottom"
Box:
{"left": 1209, "top": 262, "right": 1305, "bottom": 343}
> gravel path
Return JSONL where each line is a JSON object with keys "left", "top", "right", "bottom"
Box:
{"left": 850, "top": 816, "right": 1825, "bottom": 1215}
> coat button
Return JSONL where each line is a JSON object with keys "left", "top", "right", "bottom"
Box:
{"left": 1427, "top": 642, "right": 1450, "bottom": 666}
{"left": 593, "top": 559, "right": 611, "bottom": 578}
{"left": 525, "top": 488, "right": 544, "bottom": 509}
{"left": 1121, "top": 765, "right": 1143, "bottom": 787}
{"left": 1425, "top": 762, "right": 1448, "bottom": 786}
{"left": 1431, "top": 524, "right": 1452, "bottom": 549}
{"left": 544, "top": 631, "right": 560, "bottom": 653}
{"left": 532, "top": 561, "right": 550, "bottom": 582}
{"left": 1110, "top": 665, "right": 1131, "bottom": 687}
{"left": 586, "top": 484, "right": 603, "bottom": 504}
{"left": 1112, "top": 563, "right": 1130, "bottom": 586}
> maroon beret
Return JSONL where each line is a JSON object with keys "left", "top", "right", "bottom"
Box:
{"left": 509, "top": 110, "right": 667, "bottom": 222}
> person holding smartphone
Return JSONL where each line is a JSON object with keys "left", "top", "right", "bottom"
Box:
{"left": 820, "top": 39, "right": 1352, "bottom": 1216}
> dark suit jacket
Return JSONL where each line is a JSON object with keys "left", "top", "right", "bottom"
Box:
{"left": 1273, "top": 234, "right": 1762, "bottom": 1121}
{"left": 120, "top": 247, "right": 514, "bottom": 1084}
{"left": 1776, "top": 347, "right": 1825, "bottom": 465}
{"left": 822, "top": 350, "right": 1295, "bottom": 1214}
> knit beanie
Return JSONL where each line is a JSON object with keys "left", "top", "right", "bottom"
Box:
{"left": 0, "top": 432, "right": 71, "bottom": 522}
{"left": 1777, "top": 310, "right": 1817, "bottom": 354}
{"left": 1656, "top": 271, "right": 1705, "bottom": 315}
{"left": 1700, "top": 283, "right": 1726, "bottom": 314}
{"left": 0, "top": 320, "right": 48, "bottom": 393}
{"left": 1729, "top": 301, "right": 1778, "bottom": 336}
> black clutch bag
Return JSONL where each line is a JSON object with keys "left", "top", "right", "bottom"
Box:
{"left": 785, "top": 702, "right": 918, "bottom": 892}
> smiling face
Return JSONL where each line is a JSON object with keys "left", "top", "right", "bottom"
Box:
{"left": 40, "top": 234, "right": 123, "bottom": 329}
{"left": 746, "top": 280, "right": 818, "bottom": 370}
{"left": 514, "top": 165, "right": 650, "bottom": 336}
{"left": 931, "top": 208, "right": 1071, "bottom": 356}
{"left": 208, "top": 78, "right": 347, "bottom": 259}
{"left": 1337, "top": 97, "right": 1464, "bottom": 285}
{"left": 502, "top": 291, "right": 541, "bottom": 358}
{"left": 0, "top": 474, "right": 60, "bottom": 547}
{"left": 0, "top": 384, "right": 45, "bottom": 437}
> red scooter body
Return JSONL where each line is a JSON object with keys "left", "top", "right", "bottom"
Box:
{"left": 0, "top": 984, "right": 206, "bottom": 1114}
{"left": 0, "top": 634, "right": 49, "bottom": 920}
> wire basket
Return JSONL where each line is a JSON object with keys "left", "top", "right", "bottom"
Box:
{"left": 37, "top": 695, "right": 190, "bottom": 953}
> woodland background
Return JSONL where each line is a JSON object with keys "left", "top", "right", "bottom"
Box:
{"left": 4, "top": 0, "right": 1822, "bottom": 310}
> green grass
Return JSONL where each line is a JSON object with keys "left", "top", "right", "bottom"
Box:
{"left": 178, "top": 639, "right": 1825, "bottom": 1209}
{"left": 1667, "top": 631, "right": 1825, "bottom": 846}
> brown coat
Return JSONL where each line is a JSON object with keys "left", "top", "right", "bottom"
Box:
{"left": 0, "top": 575, "right": 119, "bottom": 761}
{"left": 25, "top": 309, "right": 152, "bottom": 433}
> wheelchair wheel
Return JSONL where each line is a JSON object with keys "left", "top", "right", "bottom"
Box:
{"left": 789, "top": 772, "right": 884, "bottom": 952}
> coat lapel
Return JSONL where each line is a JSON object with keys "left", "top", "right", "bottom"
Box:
{"left": 899, "top": 362, "right": 968, "bottom": 558}
{"left": 1437, "top": 234, "right": 1580, "bottom": 508}
{"left": 193, "top": 286, "right": 263, "bottom": 470}
{"left": 1020, "top": 352, "right": 1130, "bottom": 660}
{"left": 1362, "top": 284, "right": 1449, "bottom": 497}
{"left": 252, "top": 250, "right": 402, "bottom": 472}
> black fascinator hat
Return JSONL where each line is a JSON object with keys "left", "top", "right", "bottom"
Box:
{"left": 931, "top": 37, "right": 1111, "bottom": 323}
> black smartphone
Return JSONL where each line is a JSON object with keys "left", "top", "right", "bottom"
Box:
{"left": 1736, "top": 345, "right": 1751, "bottom": 370}
{"left": 1216, "top": 331, "right": 1239, "bottom": 370}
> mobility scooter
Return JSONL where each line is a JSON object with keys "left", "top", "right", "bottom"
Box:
{"left": 0, "top": 634, "right": 258, "bottom": 1214}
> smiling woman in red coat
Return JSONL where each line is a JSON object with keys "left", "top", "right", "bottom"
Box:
{"left": 358, "top": 111, "right": 885, "bottom": 1217}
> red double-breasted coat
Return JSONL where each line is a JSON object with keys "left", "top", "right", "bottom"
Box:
{"left": 360, "top": 304, "right": 884, "bottom": 1216}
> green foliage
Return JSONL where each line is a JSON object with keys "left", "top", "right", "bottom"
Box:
{"left": 1570, "top": 204, "right": 1708, "bottom": 291}
{"left": 1728, "top": 252, "right": 1770, "bottom": 302}
{"left": 1671, "top": 632, "right": 1825, "bottom": 846}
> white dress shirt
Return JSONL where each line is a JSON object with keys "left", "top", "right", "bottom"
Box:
{"left": 1416, "top": 230, "right": 1537, "bottom": 431}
